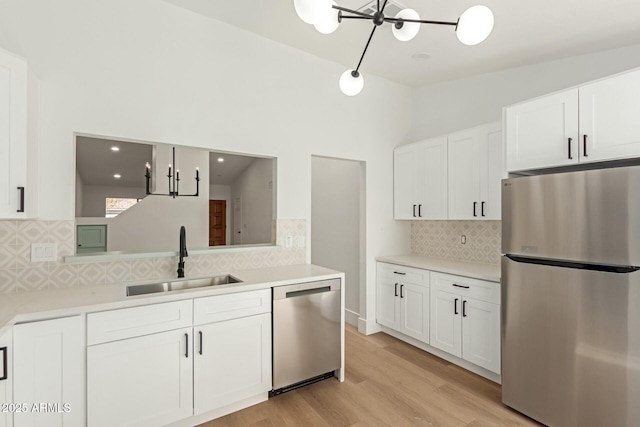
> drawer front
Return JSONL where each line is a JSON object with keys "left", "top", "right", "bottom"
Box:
{"left": 87, "top": 300, "right": 193, "bottom": 345}
{"left": 194, "top": 289, "right": 271, "bottom": 325}
{"left": 377, "top": 262, "right": 429, "bottom": 286}
{"left": 430, "top": 272, "right": 500, "bottom": 305}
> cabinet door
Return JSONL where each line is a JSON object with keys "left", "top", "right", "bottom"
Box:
{"left": 76, "top": 225, "right": 107, "bottom": 253}
{"left": 399, "top": 283, "right": 429, "bottom": 343}
{"left": 0, "top": 49, "right": 27, "bottom": 218}
{"left": 13, "top": 317, "right": 83, "bottom": 427}
{"left": 194, "top": 314, "right": 271, "bottom": 415}
{"left": 462, "top": 298, "right": 500, "bottom": 374}
{"left": 579, "top": 69, "right": 640, "bottom": 163}
{"left": 418, "top": 137, "right": 448, "bottom": 219}
{"left": 394, "top": 144, "right": 416, "bottom": 219}
{"left": 505, "top": 89, "right": 579, "bottom": 172}
{"left": 480, "top": 126, "right": 504, "bottom": 220}
{"left": 429, "top": 290, "right": 461, "bottom": 357}
{"left": 448, "top": 129, "right": 480, "bottom": 220}
{"left": 87, "top": 328, "right": 193, "bottom": 427}
{"left": 377, "top": 276, "right": 400, "bottom": 329}
{"left": 0, "top": 330, "right": 12, "bottom": 427}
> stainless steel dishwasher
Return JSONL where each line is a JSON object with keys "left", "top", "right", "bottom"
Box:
{"left": 271, "top": 278, "right": 341, "bottom": 395}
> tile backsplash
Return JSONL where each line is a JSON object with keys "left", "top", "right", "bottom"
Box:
{"left": 411, "top": 221, "right": 501, "bottom": 265}
{"left": 0, "top": 219, "right": 306, "bottom": 294}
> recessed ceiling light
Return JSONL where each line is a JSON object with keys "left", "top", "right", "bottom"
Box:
{"left": 412, "top": 52, "right": 432, "bottom": 61}
{"left": 113, "top": 174, "right": 121, "bottom": 179}
{"left": 111, "top": 146, "right": 120, "bottom": 152}
{"left": 217, "top": 157, "right": 224, "bottom": 163}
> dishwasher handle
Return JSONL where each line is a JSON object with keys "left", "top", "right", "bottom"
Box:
{"left": 273, "top": 278, "right": 341, "bottom": 300}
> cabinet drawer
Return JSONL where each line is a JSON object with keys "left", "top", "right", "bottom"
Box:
{"left": 194, "top": 289, "right": 271, "bottom": 325}
{"left": 430, "top": 272, "right": 500, "bottom": 305}
{"left": 377, "top": 262, "right": 429, "bottom": 286}
{"left": 87, "top": 300, "right": 193, "bottom": 345}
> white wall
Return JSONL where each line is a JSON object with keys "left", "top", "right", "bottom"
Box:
{"left": 75, "top": 170, "right": 84, "bottom": 217}
{"left": 231, "top": 158, "right": 273, "bottom": 245}
{"left": 0, "top": 0, "right": 411, "bottom": 332}
{"left": 410, "top": 43, "right": 640, "bottom": 140}
{"left": 209, "top": 184, "right": 231, "bottom": 244}
{"left": 311, "top": 156, "right": 363, "bottom": 327}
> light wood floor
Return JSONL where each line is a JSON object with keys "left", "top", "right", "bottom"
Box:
{"left": 200, "top": 325, "right": 540, "bottom": 426}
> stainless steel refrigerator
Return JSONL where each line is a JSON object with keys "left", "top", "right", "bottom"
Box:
{"left": 502, "top": 165, "right": 640, "bottom": 427}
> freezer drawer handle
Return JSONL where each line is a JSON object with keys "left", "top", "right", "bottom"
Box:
{"left": 454, "top": 298, "right": 459, "bottom": 315}
{"left": 452, "top": 283, "right": 470, "bottom": 289}
{"left": 394, "top": 283, "right": 398, "bottom": 297}
{"left": 286, "top": 286, "right": 331, "bottom": 298}
{"left": 0, "top": 346, "right": 7, "bottom": 381}
{"left": 568, "top": 137, "right": 573, "bottom": 159}
{"left": 393, "top": 271, "right": 406, "bottom": 275}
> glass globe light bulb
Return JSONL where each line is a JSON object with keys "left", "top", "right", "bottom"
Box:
{"left": 339, "top": 69, "right": 364, "bottom": 96}
{"left": 294, "top": 0, "right": 332, "bottom": 25}
{"left": 456, "top": 5, "right": 494, "bottom": 46}
{"left": 314, "top": 1, "right": 340, "bottom": 34}
{"left": 392, "top": 9, "right": 421, "bottom": 42}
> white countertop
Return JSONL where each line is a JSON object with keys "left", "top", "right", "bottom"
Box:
{"left": 0, "top": 264, "right": 343, "bottom": 336}
{"left": 376, "top": 255, "right": 501, "bottom": 282}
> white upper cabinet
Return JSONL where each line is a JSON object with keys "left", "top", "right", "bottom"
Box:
{"left": 0, "top": 48, "right": 29, "bottom": 218}
{"left": 448, "top": 122, "right": 503, "bottom": 220}
{"left": 506, "top": 67, "right": 640, "bottom": 172}
{"left": 394, "top": 137, "right": 448, "bottom": 220}
{"left": 579, "top": 69, "right": 640, "bottom": 163}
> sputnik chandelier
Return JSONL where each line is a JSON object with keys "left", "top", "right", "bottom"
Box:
{"left": 293, "top": 0, "right": 495, "bottom": 96}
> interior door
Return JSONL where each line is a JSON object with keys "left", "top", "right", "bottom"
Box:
{"left": 233, "top": 197, "right": 242, "bottom": 245}
{"left": 209, "top": 199, "right": 226, "bottom": 246}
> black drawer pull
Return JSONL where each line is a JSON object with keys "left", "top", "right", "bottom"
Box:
{"left": 452, "top": 283, "right": 470, "bottom": 289}
{"left": 400, "top": 284, "right": 404, "bottom": 299}
{"left": 462, "top": 300, "right": 468, "bottom": 317}
{"left": 198, "top": 331, "right": 203, "bottom": 355}
{"left": 0, "top": 346, "right": 7, "bottom": 381}
{"left": 394, "top": 283, "right": 398, "bottom": 297}
{"left": 393, "top": 271, "right": 406, "bottom": 275}
{"left": 185, "top": 333, "right": 189, "bottom": 358}
{"left": 454, "top": 298, "right": 459, "bottom": 315}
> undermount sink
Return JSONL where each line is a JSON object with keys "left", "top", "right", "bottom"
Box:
{"left": 126, "top": 275, "right": 243, "bottom": 296}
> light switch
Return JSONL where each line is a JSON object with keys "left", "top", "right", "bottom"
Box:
{"left": 285, "top": 236, "right": 293, "bottom": 248}
{"left": 31, "top": 243, "right": 57, "bottom": 262}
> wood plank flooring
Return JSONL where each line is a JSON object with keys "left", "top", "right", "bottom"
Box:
{"left": 199, "top": 325, "right": 541, "bottom": 426}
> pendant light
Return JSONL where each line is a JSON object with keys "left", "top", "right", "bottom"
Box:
{"left": 293, "top": 1, "right": 495, "bottom": 96}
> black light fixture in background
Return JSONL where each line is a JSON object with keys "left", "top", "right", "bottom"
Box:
{"left": 145, "top": 147, "right": 200, "bottom": 198}
{"left": 294, "top": 0, "right": 495, "bottom": 96}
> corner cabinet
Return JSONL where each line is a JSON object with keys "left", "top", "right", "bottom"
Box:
{"left": 0, "top": 48, "right": 36, "bottom": 218}
{"left": 377, "top": 262, "right": 501, "bottom": 380}
{"left": 394, "top": 137, "right": 448, "bottom": 219}
{"left": 505, "top": 67, "right": 640, "bottom": 172}
{"left": 448, "top": 122, "right": 504, "bottom": 220}
{"left": 377, "top": 263, "right": 430, "bottom": 343}
{"left": 12, "top": 316, "right": 84, "bottom": 427}
{"left": 0, "top": 330, "right": 12, "bottom": 427}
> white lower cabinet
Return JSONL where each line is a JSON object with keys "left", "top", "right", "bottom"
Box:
{"left": 194, "top": 313, "right": 271, "bottom": 415}
{"left": 0, "top": 329, "right": 12, "bottom": 427}
{"left": 12, "top": 316, "right": 83, "bottom": 427}
{"left": 430, "top": 272, "right": 501, "bottom": 374}
{"left": 377, "top": 263, "right": 430, "bottom": 343}
{"left": 87, "top": 328, "right": 193, "bottom": 427}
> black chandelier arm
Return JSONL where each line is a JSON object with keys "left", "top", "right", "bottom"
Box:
{"left": 355, "top": 24, "right": 378, "bottom": 73}
{"left": 339, "top": 15, "right": 373, "bottom": 21}
{"left": 380, "top": 0, "right": 389, "bottom": 13}
{"left": 383, "top": 17, "right": 458, "bottom": 26}
{"left": 332, "top": 5, "right": 372, "bottom": 19}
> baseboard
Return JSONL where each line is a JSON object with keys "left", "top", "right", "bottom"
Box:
{"left": 380, "top": 326, "right": 501, "bottom": 384}
{"left": 358, "top": 316, "right": 382, "bottom": 335}
{"left": 167, "top": 393, "right": 268, "bottom": 427}
{"left": 345, "top": 309, "right": 359, "bottom": 327}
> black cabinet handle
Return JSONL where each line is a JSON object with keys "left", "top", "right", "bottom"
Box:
{"left": 0, "top": 346, "right": 7, "bottom": 381}
{"left": 583, "top": 135, "right": 588, "bottom": 157}
{"left": 481, "top": 201, "right": 485, "bottom": 217}
{"left": 568, "top": 137, "right": 573, "bottom": 159}
{"left": 418, "top": 204, "right": 422, "bottom": 217}
{"left": 412, "top": 204, "right": 417, "bottom": 217}
{"left": 454, "top": 298, "right": 459, "bottom": 315}
{"left": 393, "top": 271, "right": 406, "bottom": 276}
{"left": 17, "top": 187, "right": 25, "bottom": 213}
{"left": 400, "top": 284, "right": 404, "bottom": 298}
{"left": 185, "top": 333, "right": 189, "bottom": 358}
{"left": 462, "top": 300, "right": 467, "bottom": 317}
{"left": 452, "top": 283, "right": 470, "bottom": 289}
{"left": 394, "top": 283, "right": 398, "bottom": 297}
{"left": 198, "top": 331, "right": 203, "bottom": 355}
{"left": 473, "top": 202, "right": 477, "bottom": 217}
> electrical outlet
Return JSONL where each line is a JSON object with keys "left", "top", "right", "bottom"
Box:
{"left": 31, "top": 243, "right": 57, "bottom": 262}
{"left": 461, "top": 235, "right": 467, "bottom": 245}
{"left": 285, "top": 235, "right": 293, "bottom": 248}
{"left": 296, "top": 236, "right": 305, "bottom": 248}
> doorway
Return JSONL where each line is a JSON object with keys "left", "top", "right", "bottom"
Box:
{"left": 233, "top": 197, "right": 242, "bottom": 245}
{"left": 209, "top": 200, "right": 227, "bottom": 246}
{"left": 311, "top": 156, "right": 365, "bottom": 328}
